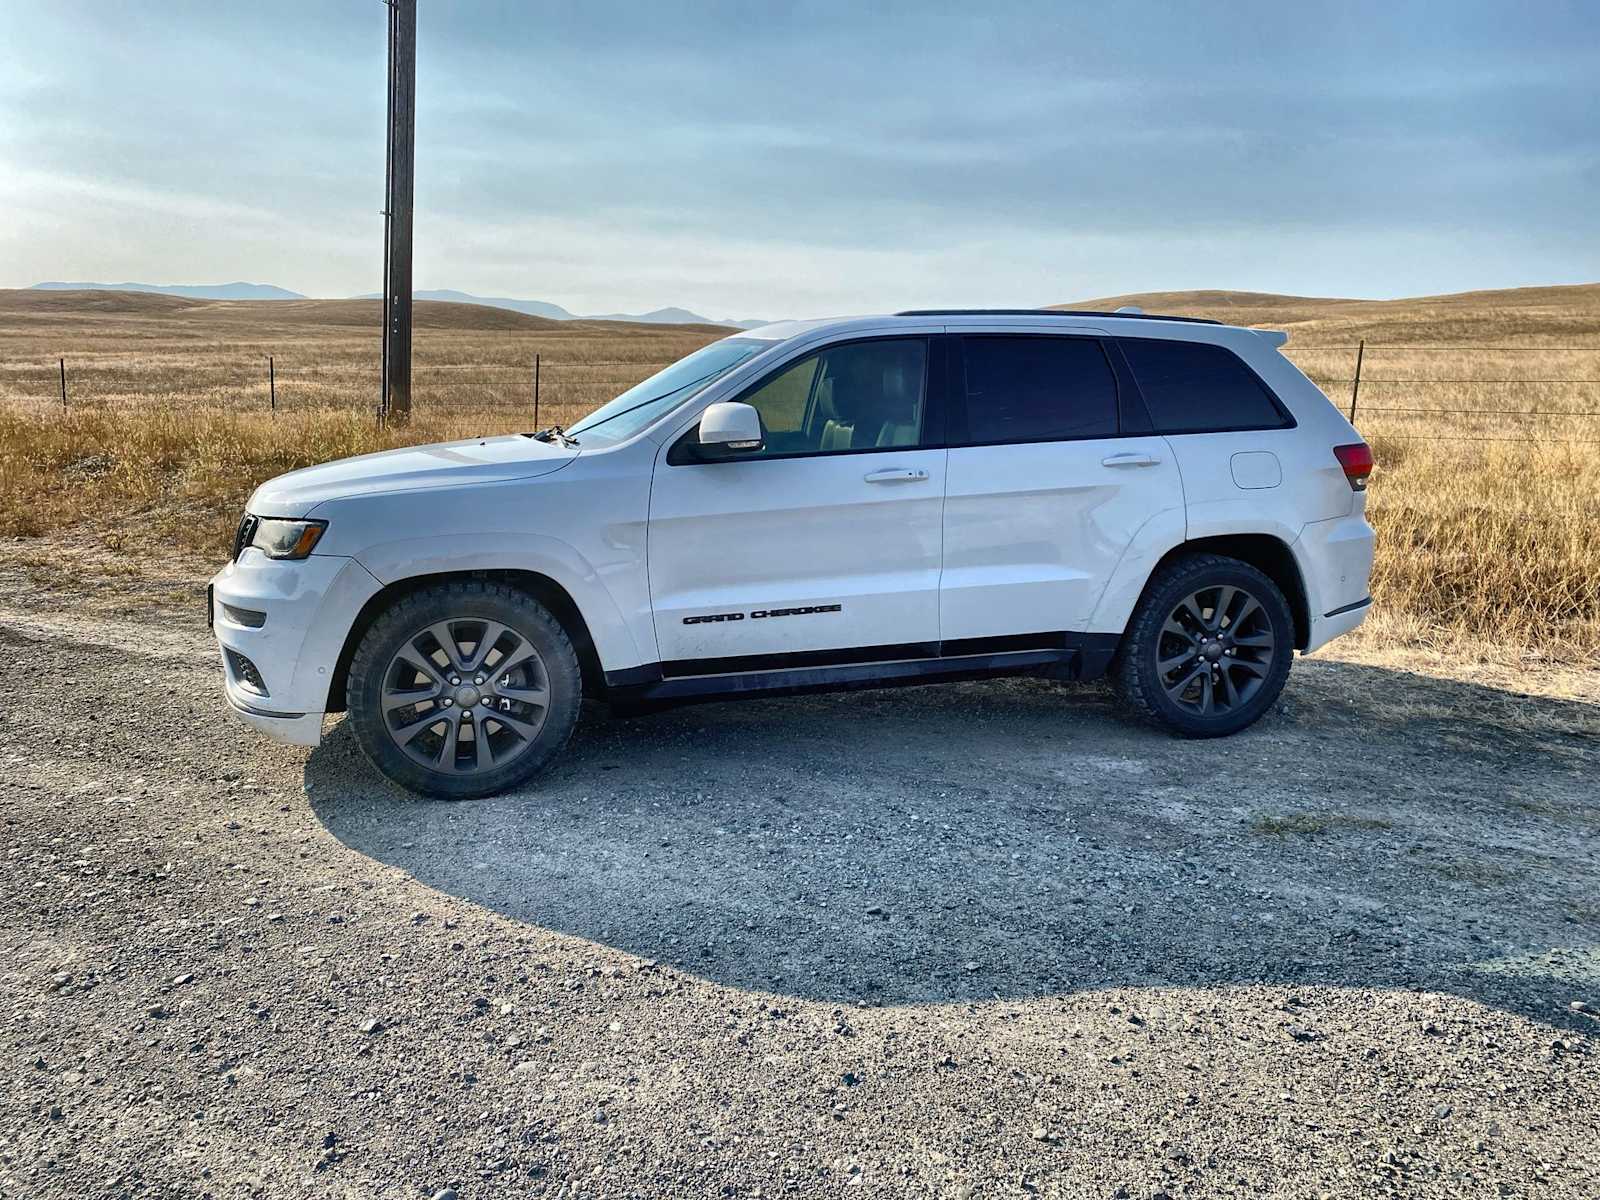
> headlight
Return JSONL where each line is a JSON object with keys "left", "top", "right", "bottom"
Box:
{"left": 250, "top": 517, "right": 327, "bottom": 560}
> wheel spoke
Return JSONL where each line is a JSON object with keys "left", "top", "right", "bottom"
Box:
{"left": 435, "top": 713, "right": 462, "bottom": 772}
{"left": 1197, "top": 671, "right": 1214, "bottom": 713}
{"left": 473, "top": 723, "right": 496, "bottom": 769}
{"left": 392, "top": 710, "right": 442, "bottom": 745}
{"left": 496, "top": 683, "right": 548, "bottom": 708}
{"left": 490, "top": 641, "right": 538, "bottom": 680}
{"left": 1209, "top": 587, "right": 1236, "bottom": 631}
{"left": 1218, "top": 668, "right": 1242, "bottom": 709}
{"left": 1232, "top": 631, "right": 1273, "bottom": 648}
{"left": 1230, "top": 595, "right": 1261, "bottom": 632}
{"left": 1232, "top": 655, "right": 1271, "bottom": 678}
{"left": 1164, "top": 662, "right": 1206, "bottom": 702}
{"left": 1174, "top": 596, "right": 1205, "bottom": 632}
{"left": 463, "top": 622, "right": 509, "bottom": 673}
{"left": 383, "top": 686, "right": 438, "bottom": 713}
{"left": 394, "top": 648, "right": 446, "bottom": 688}
{"left": 1161, "top": 618, "right": 1198, "bottom": 646}
{"left": 1157, "top": 652, "right": 1194, "bottom": 674}
{"left": 422, "top": 622, "right": 469, "bottom": 671}
{"left": 490, "top": 710, "right": 543, "bottom": 740}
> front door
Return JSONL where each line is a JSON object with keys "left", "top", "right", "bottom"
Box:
{"left": 648, "top": 336, "right": 945, "bottom": 665}
{"left": 940, "top": 332, "right": 1185, "bottom": 639}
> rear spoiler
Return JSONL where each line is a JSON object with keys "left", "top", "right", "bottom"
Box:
{"left": 1253, "top": 329, "right": 1289, "bottom": 348}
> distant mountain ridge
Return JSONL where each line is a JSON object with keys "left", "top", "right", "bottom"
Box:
{"left": 32, "top": 280, "right": 307, "bottom": 301}
{"left": 353, "top": 289, "right": 769, "bottom": 329}
{"left": 30, "top": 282, "right": 766, "bottom": 328}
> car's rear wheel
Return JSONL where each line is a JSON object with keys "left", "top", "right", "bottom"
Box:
{"left": 1113, "top": 553, "right": 1294, "bottom": 738}
{"left": 346, "top": 580, "right": 581, "bottom": 798}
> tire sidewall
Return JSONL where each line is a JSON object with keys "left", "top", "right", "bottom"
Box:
{"left": 347, "top": 584, "right": 581, "bottom": 798}
{"left": 1131, "top": 561, "right": 1294, "bottom": 737}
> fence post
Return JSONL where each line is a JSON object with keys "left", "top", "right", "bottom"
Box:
{"left": 534, "top": 353, "right": 541, "bottom": 427}
{"left": 268, "top": 355, "right": 276, "bottom": 414}
{"left": 59, "top": 358, "right": 67, "bottom": 411}
{"left": 1348, "top": 339, "right": 1364, "bottom": 424}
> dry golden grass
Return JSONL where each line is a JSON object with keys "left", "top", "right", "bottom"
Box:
{"left": 4, "top": 285, "right": 1599, "bottom": 669}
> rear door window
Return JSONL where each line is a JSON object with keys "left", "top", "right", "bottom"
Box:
{"left": 958, "top": 335, "right": 1118, "bottom": 444}
{"left": 1117, "top": 338, "right": 1291, "bottom": 433}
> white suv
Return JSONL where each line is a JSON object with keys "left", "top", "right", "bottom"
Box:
{"left": 210, "top": 310, "right": 1375, "bottom": 798}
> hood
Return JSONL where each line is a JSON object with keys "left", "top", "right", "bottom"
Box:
{"left": 248, "top": 435, "right": 578, "bottom": 516}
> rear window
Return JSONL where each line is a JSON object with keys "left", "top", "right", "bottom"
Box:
{"left": 1118, "top": 338, "right": 1290, "bottom": 433}
{"left": 960, "top": 335, "right": 1118, "bottom": 444}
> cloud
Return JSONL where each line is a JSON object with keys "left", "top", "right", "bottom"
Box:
{"left": 1, "top": 0, "right": 1597, "bottom": 309}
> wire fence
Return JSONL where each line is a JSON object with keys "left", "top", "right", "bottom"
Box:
{"left": 18, "top": 339, "right": 1600, "bottom": 445}
{"left": 1290, "top": 341, "right": 1600, "bottom": 445}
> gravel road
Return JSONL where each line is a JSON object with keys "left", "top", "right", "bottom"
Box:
{"left": 2, "top": 581, "right": 1597, "bottom": 1198}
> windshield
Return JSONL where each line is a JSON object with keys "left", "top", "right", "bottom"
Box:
{"left": 566, "top": 338, "right": 768, "bottom": 445}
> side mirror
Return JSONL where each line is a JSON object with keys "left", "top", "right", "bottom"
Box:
{"left": 697, "top": 401, "right": 764, "bottom": 454}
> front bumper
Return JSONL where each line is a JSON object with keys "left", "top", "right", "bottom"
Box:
{"left": 209, "top": 551, "right": 385, "bottom": 748}
{"left": 223, "top": 684, "right": 326, "bottom": 746}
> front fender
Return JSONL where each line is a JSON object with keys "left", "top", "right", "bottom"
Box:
{"left": 354, "top": 532, "right": 647, "bottom": 672}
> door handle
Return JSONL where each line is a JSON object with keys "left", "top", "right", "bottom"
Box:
{"left": 1101, "top": 452, "right": 1162, "bottom": 468}
{"left": 863, "top": 467, "right": 929, "bottom": 483}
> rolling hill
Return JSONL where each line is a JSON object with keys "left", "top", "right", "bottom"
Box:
{"left": 31, "top": 280, "right": 306, "bottom": 301}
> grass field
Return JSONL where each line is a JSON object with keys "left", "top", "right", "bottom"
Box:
{"left": 2, "top": 284, "right": 1598, "bottom": 669}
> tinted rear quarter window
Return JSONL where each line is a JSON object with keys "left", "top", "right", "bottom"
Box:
{"left": 1118, "top": 338, "right": 1290, "bottom": 433}
{"left": 960, "top": 335, "right": 1118, "bottom": 444}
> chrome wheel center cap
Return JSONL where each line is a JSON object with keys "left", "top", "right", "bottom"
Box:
{"left": 454, "top": 684, "right": 481, "bottom": 707}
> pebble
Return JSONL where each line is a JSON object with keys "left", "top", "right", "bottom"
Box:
{"left": 359, "top": 1018, "right": 383, "bottom": 1034}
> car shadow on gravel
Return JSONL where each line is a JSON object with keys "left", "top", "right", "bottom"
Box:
{"left": 306, "top": 661, "right": 1599, "bottom": 1025}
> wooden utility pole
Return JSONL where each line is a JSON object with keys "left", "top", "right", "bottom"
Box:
{"left": 381, "top": 0, "right": 416, "bottom": 423}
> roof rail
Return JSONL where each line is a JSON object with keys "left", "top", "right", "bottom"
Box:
{"left": 894, "top": 308, "right": 1223, "bottom": 325}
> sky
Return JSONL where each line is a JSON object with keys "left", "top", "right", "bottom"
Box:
{"left": 1, "top": 0, "right": 1597, "bottom": 319}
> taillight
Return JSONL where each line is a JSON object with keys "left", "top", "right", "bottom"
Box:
{"left": 1333, "top": 442, "right": 1373, "bottom": 491}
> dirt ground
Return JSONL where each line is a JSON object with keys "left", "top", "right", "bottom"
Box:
{"left": 1, "top": 561, "right": 1597, "bottom": 1199}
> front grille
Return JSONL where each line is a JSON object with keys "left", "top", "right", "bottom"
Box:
{"left": 225, "top": 648, "right": 269, "bottom": 696}
{"left": 231, "top": 514, "right": 258, "bottom": 561}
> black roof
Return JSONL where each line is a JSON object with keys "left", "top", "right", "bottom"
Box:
{"left": 895, "top": 308, "right": 1222, "bottom": 326}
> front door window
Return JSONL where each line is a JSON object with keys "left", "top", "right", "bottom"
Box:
{"left": 737, "top": 338, "right": 928, "bottom": 456}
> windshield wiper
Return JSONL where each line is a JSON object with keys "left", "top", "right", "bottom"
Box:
{"left": 527, "top": 425, "right": 578, "bottom": 447}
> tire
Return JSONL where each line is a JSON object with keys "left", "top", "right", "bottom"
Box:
{"left": 346, "top": 580, "right": 582, "bottom": 798}
{"left": 1112, "top": 553, "right": 1294, "bottom": 738}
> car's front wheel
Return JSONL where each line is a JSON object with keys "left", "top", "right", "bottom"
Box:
{"left": 1113, "top": 553, "right": 1295, "bottom": 738}
{"left": 346, "top": 580, "right": 581, "bottom": 798}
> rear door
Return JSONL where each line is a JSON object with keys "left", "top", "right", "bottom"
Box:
{"left": 940, "top": 331, "right": 1185, "bottom": 639}
{"left": 648, "top": 335, "right": 946, "bottom": 665}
